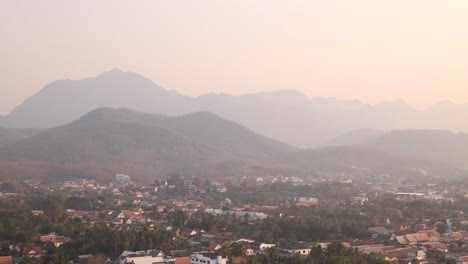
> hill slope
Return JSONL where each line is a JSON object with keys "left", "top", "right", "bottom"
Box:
{"left": 6, "top": 70, "right": 468, "bottom": 147}
{"left": 370, "top": 130, "right": 468, "bottom": 170}
{"left": 324, "top": 129, "right": 385, "bottom": 147}
{"left": 0, "top": 70, "right": 193, "bottom": 128}
{"left": 0, "top": 127, "right": 39, "bottom": 147}
{"left": 0, "top": 109, "right": 465, "bottom": 181}
{"left": 0, "top": 108, "right": 294, "bottom": 180}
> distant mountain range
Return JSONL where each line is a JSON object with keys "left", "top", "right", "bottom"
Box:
{"left": 2, "top": 69, "right": 468, "bottom": 147}
{"left": 324, "top": 129, "right": 385, "bottom": 147}
{"left": 371, "top": 129, "right": 468, "bottom": 170}
{"left": 0, "top": 108, "right": 465, "bottom": 181}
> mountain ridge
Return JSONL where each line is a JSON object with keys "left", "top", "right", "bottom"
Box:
{"left": 0, "top": 108, "right": 294, "bottom": 180}
{"left": 0, "top": 108, "right": 466, "bottom": 181}
{"left": 2, "top": 70, "right": 468, "bottom": 147}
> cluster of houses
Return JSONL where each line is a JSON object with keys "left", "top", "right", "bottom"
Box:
{"left": 0, "top": 233, "right": 71, "bottom": 262}
{"left": 1, "top": 174, "right": 466, "bottom": 264}
{"left": 359, "top": 224, "right": 468, "bottom": 263}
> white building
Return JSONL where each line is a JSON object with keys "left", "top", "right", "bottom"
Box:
{"left": 118, "top": 250, "right": 164, "bottom": 264}
{"left": 190, "top": 252, "right": 227, "bottom": 264}
{"left": 259, "top": 243, "right": 276, "bottom": 250}
{"left": 115, "top": 174, "right": 131, "bottom": 183}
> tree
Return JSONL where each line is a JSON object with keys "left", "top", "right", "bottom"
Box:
{"left": 436, "top": 222, "right": 448, "bottom": 234}
{"left": 231, "top": 243, "right": 244, "bottom": 257}
{"left": 86, "top": 254, "right": 106, "bottom": 264}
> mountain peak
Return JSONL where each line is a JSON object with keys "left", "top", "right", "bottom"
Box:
{"left": 95, "top": 68, "right": 150, "bottom": 82}
{"left": 77, "top": 107, "right": 149, "bottom": 125}
{"left": 257, "top": 89, "right": 308, "bottom": 99}
{"left": 97, "top": 68, "right": 128, "bottom": 76}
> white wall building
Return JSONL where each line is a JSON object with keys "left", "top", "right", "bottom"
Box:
{"left": 190, "top": 252, "right": 227, "bottom": 264}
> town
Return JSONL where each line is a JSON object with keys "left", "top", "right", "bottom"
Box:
{"left": 1, "top": 171, "right": 468, "bottom": 264}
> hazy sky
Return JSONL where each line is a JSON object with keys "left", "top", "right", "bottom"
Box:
{"left": 2, "top": 0, "right": 468, "bottom": 115}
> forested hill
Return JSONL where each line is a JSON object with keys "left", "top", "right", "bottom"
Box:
{"left": 0, "top": 108, "right": 295, "bottom": 181}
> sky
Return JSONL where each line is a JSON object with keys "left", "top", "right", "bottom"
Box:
{"left": 1, "top": 0, "right": 468, "bottom": 115}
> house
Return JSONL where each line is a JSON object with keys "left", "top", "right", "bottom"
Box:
{"left": 117, "top": 249, "right": 165, "bottom": 264}
{"left": 115, "top": 174, "right": 131, "bottom": 184}
{"left": 245, "top": 248, "right": 255, "bottom": 256}
{"left": 441, "top": 232, "right": 464, "bottom": 242}
{"left": 318, "top": 242, "right": 351, "bottom": 249}
{"left": 50, "top": 236, "right": 68, "bottom": 247}
{"left": 384, "top": 248, "right": 414, "bottom": 262}
{"left": 15, "top": 243, "right": 44, "bottom": 258}
{"left": 123, "top": 255, "right": 164, "bottom": 264}
{"left": 66, "top": 210, "right": 90, "bottom": 219}
{"left": 207, "top": 243, "right": 221, "bottom": 252}
{"left": 458, "top": 256, "right": 468, "bottom": 264}
{"left": 372, "top": 233, "right": 395, "bottom": 243}
{"left": 355, "top": 245, "right": 386, "bottom": 255}
{"left": 39, "top": 234, "right": 69, "bottom": 247}
{"left": 147, "top": 249, "right": 165, "bottom": 258}
{"left": 190, "top": 252, "right": 227, "bottom": 264}
{"left": 404, "top": 233, "right": 430, "bottom": 245}
{"left": 259, "top": 243, "right": 275, "bottom": 251}
{"left": 181, "top": 228, "right": 205, "bottom": 237}
{"left": 175, "top": 256, "right": 191, "bottom": 264}
{"left": 279, "top": 246, "right": 311, "bottom": 255}
{"left": 420, "top": 242, "right": 448, "bottom": 253}
{"left": 417, "top": 229, "right": 440, "bottom": 241}
{"left": 236, "top": 238, "right": 255, "bottom": 244}
{"left": 295, "top": 197, "right": 319, "bottom": 207}
{"left": 0, "top": 256, "right": 12, "bottom": 264}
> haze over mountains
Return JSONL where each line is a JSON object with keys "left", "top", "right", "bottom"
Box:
{"left": 2, "top": 69, "right": 468, "bottom": 148}
{"left": 0, "top": 107, "right": 466, "bottom": 181}
{"left": 0, "top": 108, "right": 292, "bottom": 180}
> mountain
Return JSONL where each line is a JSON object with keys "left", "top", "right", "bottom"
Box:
{"left": 0, "top": 108, "right": 294, "bottom": 181}
{"left": 2, "top": 70, "right": 468, "bottom": 147}
{"left": 0, "top": 70, "right": 392, "bottom": 147}
{"left": 0, "top": 108, "right": 464, "bottom": 181}
{"left": 0, "top": 70, "right": 193, "bottom": 129}
{"left": 0, "top": 127, "right": 39, "bottom": 147}
{"left": 324, "top": 129, "right": 385, "bottom": 147}
{"left": 370, "top": 130, "right": 468, "bottom": 170}
{"left": 285, "top": 146, "right": 454, "bottom": 178}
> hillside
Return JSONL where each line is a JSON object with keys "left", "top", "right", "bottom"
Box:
{"left": 370, "top": 130, "right": 468, "bottom": 170}
{"left": 0, "top": 108, "right": 294, "bottom": 180}
{"left": 324, "top": 129, "right": 385, "bottom": 147}
{"left": 0, "top": 127, "right": 39, "bottom": 147}
{"left": 0, "top": 108, "right": 464, "bottom": 182}
{"left": 4, "top": 70, "right": 468, "bottom": 147}
{"left": 0, "top": 70, "right": 193, "bottom": 129}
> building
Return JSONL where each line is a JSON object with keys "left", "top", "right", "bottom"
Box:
{"left": 0, "top": 256, "right": 13, "bottom": 264}
{"left": 115, "top": 174, "right": 131, "bottom": 184}
{"left": 190, "top": 252, "right": 227, "bottom": 264}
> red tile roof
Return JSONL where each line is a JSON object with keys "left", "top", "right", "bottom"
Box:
{"left": 175, "top": 256, "right": 190, "bottom": 264}
{"left": 0, "top": 256, "right": 13, "bottom": 264}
